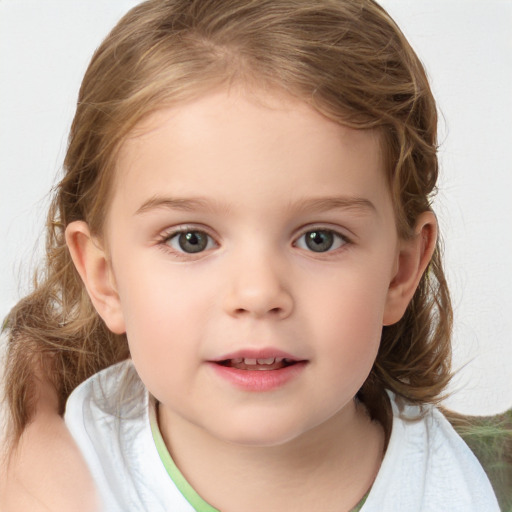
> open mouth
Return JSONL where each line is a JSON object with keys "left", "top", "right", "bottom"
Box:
{"left": 209, "top": 352, "right": 307, "bottom": 390}
{"left": 216, "top": 357, "right": 298, "bottom": 371}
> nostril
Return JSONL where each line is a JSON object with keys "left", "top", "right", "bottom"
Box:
{"left": 225, "top": 287, "right": 294, "bottom": 319}
{"left": 234, "top": 306, "right": 283, "bottom": 316}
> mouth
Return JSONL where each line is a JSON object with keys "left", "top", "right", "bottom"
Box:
{"left": 216, "top": 357, "right": 298, "bottom": 371}
{"left": 209, "top": 350, "right": 307, "bottom": 391}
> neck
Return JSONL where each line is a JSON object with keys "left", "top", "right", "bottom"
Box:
{"left": 158, "top": 400, "right": 384, "bottom": 512}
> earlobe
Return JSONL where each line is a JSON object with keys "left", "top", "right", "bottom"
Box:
{"left": 383, "top": 211, "right": 437, "bottom": 326}
{"left": 65, "top": 221, "right": 126, "bottom": 334}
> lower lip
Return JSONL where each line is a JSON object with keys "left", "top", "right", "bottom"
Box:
{"left": 208, "top": 362, "right": 307, "bottom": 392}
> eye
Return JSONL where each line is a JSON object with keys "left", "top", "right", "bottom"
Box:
{"left": 166, "top": 230, "right": 215, "bottom": 254}
{"left": 295, "top": 229, "right": 347, "bottom": 253}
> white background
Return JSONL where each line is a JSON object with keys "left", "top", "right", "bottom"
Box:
{"left": 0, "top": 0, "right": 511, "bottom": 415}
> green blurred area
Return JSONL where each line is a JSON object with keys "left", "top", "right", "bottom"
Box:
{"left": 449, "top": 409, "right": 512, "bottom": 511}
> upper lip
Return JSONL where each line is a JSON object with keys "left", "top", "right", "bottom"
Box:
{"left": 210, "top": 348, "right": 304, "bottom": 363}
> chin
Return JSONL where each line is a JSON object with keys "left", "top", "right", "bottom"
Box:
{"left": 208, "top": 417, "right": 314, "bottom": 448}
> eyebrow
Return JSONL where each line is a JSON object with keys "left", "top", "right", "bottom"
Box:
{"left": 135, "top": 196, "right": 230, "bottom": 215}
{"left": 289, "top": 196, "right": 377, "bottom": 215}
{"left": 135, "top": 195, "right": 376, "bottom": 216}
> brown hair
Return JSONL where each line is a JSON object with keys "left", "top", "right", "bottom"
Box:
{"left": 3, "top": 0, "right": 451, "bottom": 443}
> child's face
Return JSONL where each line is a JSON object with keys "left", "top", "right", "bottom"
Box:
{"left": 101, "top": 88, "right": 404, "bottom": 446}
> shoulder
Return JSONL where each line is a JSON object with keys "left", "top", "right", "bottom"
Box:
{"left": 64, "top": 359, "right": 148, "bottom": 460}
{"left": 361, "top": 393, "right": 500, "bottom": 512}
{"left": 64, "top": 360, "right": 192, "bottom": 512}
{"left": 64, "top": 360, "right": 148, "bottom": 510}
{"left": 65, "top": 359, "right": 145, "bottom": 425}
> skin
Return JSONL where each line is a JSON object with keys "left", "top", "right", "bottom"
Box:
{"left": 56, "top": 87, "right": 435, "bottom": 512}
{"left": 1, "top": 374, "right": 100, "bottom": 512}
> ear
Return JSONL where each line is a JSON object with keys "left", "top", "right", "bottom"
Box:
{"left": 65, "top": 221, "right": 126, "bottom": 334}
{"left": 383, "top": 211, "right": 437, "bottom": 326}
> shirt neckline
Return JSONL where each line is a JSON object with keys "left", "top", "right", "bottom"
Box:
{"left": 149, "top": 398, "right": 369, "bottom": 512}
{"left": 149, "top": 399, "right": 220, "bottom": 512}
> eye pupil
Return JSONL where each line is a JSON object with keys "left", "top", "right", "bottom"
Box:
{"left": 305, "top": 230, "right": 334, "bottom": 252}
{"left": 178, "top": 231, "right": 208, "bottom": 253}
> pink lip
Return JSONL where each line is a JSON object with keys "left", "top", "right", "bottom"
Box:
{"left": 208, "top": 347, "right": 307, "bottom": 392}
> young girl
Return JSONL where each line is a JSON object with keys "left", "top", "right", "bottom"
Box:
{"left": 1, "top": 0, "right": 503, "bottom": 510}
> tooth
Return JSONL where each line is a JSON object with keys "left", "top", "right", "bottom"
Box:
{"left": 244, "top": 358, "right": 257, "bottom": 365}
{"left": 231, "top": 358, "right": 243, "bottom": 364}
{"left": 257, "top": 358, "right": 275, "bottom": 365}
{"left": 275, "top": 357, "right": 283, "bottom": 363}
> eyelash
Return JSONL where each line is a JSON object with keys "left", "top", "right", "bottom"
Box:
{"left": 157, "top": 226, "right": 351, "bottom": 257}
{"left": 158, "top": 227, "right": 218, "bottom": 257}
{"left": 293, "top": 228, "right": 350, "bottom": 254}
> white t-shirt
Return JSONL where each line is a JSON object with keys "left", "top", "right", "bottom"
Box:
{"left": 64, "top": 360, "right": 499, "bottom": 512}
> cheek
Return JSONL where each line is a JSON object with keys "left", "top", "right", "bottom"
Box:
{"left": 309, "top": 264, "right": 391, "bottom": 332}
{"left": 116, "top": 250, "right": 201, "bottom": 319}
{"left": 113, "top": 260, "right": 198, "bottom": 358}
{"left": 306, "top": 266, "right": 391, "bottom": 375}
{"left": 118, "top": 271, "right": 200, "bottom": 402}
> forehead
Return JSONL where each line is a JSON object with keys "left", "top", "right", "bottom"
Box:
{"left": 110, "top": 88, "right": 390, "bottom": 220}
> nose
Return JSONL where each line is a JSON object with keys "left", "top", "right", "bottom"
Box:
{"left": 222, "top": 250, "right": 294, "bottom": 320}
